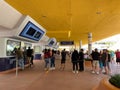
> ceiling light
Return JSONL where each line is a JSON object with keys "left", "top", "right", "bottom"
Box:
{"left": 68, "top": 31, "right": 71, "bottom": 38}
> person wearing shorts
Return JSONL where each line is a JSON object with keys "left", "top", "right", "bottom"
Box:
{"left": 115, "top": 49, "right": 120, "bottom": 65}
{"left": 60, "top": 49, "right": 66, "bottom": 70}
{"left": 101, "top": 49, "right": 109, "bottom": 74}
{"left": 90, "top": 48, "right": 100, "bottom": 74}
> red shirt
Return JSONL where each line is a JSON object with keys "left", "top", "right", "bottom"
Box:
{"left": 116, "top": 51, "right": 120, "bottom": 59}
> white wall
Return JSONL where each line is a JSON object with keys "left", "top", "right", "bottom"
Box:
{"left": 0, "top": 38, "right": 6, "bottom": 57}
{"left": 0, "top": 0, "right": 22, "bottom": 29}
{"left": 0, "top": 1, "right": 48, "bottom": 57}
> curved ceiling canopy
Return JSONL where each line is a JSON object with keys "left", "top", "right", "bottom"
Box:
{"left": 5, "top": 0, "right": 120, "bottom": 45}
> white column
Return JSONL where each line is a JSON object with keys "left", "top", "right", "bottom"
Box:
{"left": 88, "top": 32, "right": 92, "bottom": 55}
{"left": 79, "top": 40, "right": 82, "bottom": 50}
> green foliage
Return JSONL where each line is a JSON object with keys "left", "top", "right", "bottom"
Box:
{"left": 109, "top": 74, "right": 120, "bottom": 88}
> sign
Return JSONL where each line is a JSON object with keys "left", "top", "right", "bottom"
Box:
{"left": 60, "top": 41, "right": 74, "bottom": 45}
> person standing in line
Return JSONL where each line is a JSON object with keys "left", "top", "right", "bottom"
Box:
{"left": 44, "top": 49, "right": 52, "bottom": 71}
{"left": 115, "top": 49, "right": 120, "bottom": 65}
{"left": 60, "top": 49, "right": 67, "bottom": 70}
{"left": 99, "top": 50, "right": 104, "bottom": 74}
{"left": 90, "top": 50, "right": 94, "bottom": 71}
{"left": 90, "top": 48, "right": 100, "bottom": 74}
{"left": 101, "top": 49, "right": 108, "bottom": 74}
{"left": 47, "top": 49, "right": 52, "bottom": 70}
{"left": 44, "top": 49, "right": 50, "bottom": 70}
{"left": 16, "top": 47, "right": 24, "bottom": 70}
{"left": 31, "top": 49, "right": 34, "bottom": 66}
{"left": 23, "top": 46, "right": 27, "bottom": 65}
{"left": 110, "top": 51, "right": 115, "bottom": 63}
{"left": 78, "top": 49, "right": 84, "bottom": 72}
{"left": 71, "top": 49, "right": 79, "bottom": 73}
{"left": 50, "top": 49, "right": 56, "bottom": 70}
{"left": 106, "top": 50, "right": 111, "bottom": 74}
{"left": 26, "top": 47, "right": 33, "bottom": 67}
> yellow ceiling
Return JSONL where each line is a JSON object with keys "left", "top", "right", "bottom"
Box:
{"left": 5, "top": 0, "right": 120, "bottom": 45}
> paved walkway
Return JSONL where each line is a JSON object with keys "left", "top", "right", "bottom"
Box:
{"left": 109, "top": 61, "right": 120, "bottom": 75}
{"left": 0, "top": 58, "right": 119, "bottom": 90}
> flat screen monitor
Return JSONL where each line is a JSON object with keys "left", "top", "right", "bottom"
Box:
{"left": 49, "top": 40, "right": 54, "bottom": 46}
{"left": 26, "top": 27, "right": 36, "bottom": 36}
{"left": 34, "top": 31, "right": 41, "bottom": 38}
{"left": 47, "top": 38, "right": 56, "bottom": 46}
{"left": 19, "top": 21, "right": 45, "bottom": 41}
{"left": 60, "top": 41, "right": 74, "bottom": 45}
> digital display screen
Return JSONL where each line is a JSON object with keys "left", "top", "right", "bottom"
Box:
{"left": 26, "top": 27, "right": 36, "bottom": 36}
{"left": 19, "top": 21, "right": 45, "bottom": 41}
{"left": 47, "top": 38, "right": 55, "bottom": 46}
{"left": 60, "top": 41, "right": 74, "bottom": 45}
{"left": 34, "top": 31, "right": 41, "bottom": 38}
{"left": 49, "top": 40, "right": 54, "bottom": 45}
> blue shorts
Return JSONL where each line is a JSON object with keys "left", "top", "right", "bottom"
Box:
{"left": 99, "top": 61, "right": 103, "bottom": 68}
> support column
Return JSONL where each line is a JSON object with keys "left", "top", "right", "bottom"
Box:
{"left": 88, "top": 32, "right": 92, "bottom": 55}
{"left": 79, "top": 40, "right": 82, "bottom": 50}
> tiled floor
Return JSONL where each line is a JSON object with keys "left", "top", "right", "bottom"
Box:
{"left": 0, "top": 59, "right": 119, "bottom": 90}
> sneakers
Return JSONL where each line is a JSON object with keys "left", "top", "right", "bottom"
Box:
{"left": 72, "top": 71, "right": 75, "bottom": 73}
{"left": 92, "top": 71, "right": 95, "bottom": 74}
{"left": 52, "top": 67, "right": 55, "bottom": 70}
{"left": 96, "top": 72, "right": 99, "bottom": 75}
{"left": 44, "top": 68, "right": 47, "bottom": 71}
{"left": 92, "top": 71, "right": 99, "bottom": 75}
{"left": 49, "top": 67, "right": 56, "bottom": 70}
{"left": 76, "top": 71, "right": 79, "bottom": 73}
{"left": 49, "top": 68, "right": 53, "bottom": 70}
{"left": 72, "top": 71, "right": 78, "bottom": 74}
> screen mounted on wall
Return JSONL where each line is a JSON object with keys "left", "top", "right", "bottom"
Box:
{"left": 19, "top": 21, "right": 45, "bottom": 41}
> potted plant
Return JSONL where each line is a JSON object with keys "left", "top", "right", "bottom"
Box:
{"left": 92, "top": 74, "right": 120, "bottom": 90}
{"left": 109, "top": 74, "right": 120, "bottom": 88}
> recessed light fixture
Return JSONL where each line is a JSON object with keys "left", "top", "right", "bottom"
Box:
{"left": 96, "top": 11, "right": 101, "bottom": 14}
{"left": 68, "top": 31, "right": 71, "bottom": 38}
